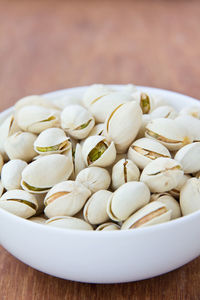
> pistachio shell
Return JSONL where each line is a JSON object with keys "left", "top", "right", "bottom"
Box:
{"left": 1, "top": 159, "right": 27, "bottom": 190}
{"left": 52, "top": 93, "right": 83, "bottom": 109}
{"left": 112, "top": 158, "right": 140, "bottom": 190}
{"left": 150, "top": 105, "right": 177, "bottom": 119}
{"left": 29, "top": 215, "right": 47, "bottom": 224}
{"left": 76, "top": 167, "right": 111, "bottom": 193}
{"left": 83, "top": 190, "right": 112, "bottom": 225}
{"left": 0, "top": 181, "right": 4, "bottom": 197}
{"left": 105, "top": 101, "right": 142, "bottom": 153}
{"left": 132, "top": 91, "right": 162, "bottom": 114}
{"left": 136, "top": 114, "right": 151, "bottom": 139}
{"left": 88, "top": 123, "right": 105, "bottom": 137}
{"left": 174, "top": 142, "right": 200, "bottom": 173}
{"left": 150, "top": 193, "right": 181, "bottom": 219}
{"left": 61, "top": 105, "right": 95, "bottom": 139}
{"left": 121, "top": 201, "right": 171, "bottom": 230}
{"left": 128, "top": 138, "right": 171, "bottom": 169}
{"left": 96, "top": 222, "right": 120, "bottom": 231}
{"left": 14, "top": 95, "right": 59, "bottom": 111}
{"left": 44, "top": 180, "right": 91, "bottom": 218}
{"left": 145, "top": 118, "right": 191, "bottom": 151}
{"left": 17, "top": 105, "right": 59, "bottom": 134}
{"left": 46, "top": 216, "right": 93, "bottom": 230}
{"left": 21, "top": 154, "right": 73, "bottom": 193}
{"left": 180, "top": 178, "right": 200, "bottom": 216}
{"left": 82, "top": 84, "right": 113, "bottom": 108}
{"left": 169, "top": 174, "right": 191, "bottom": 198}
{"left": 34, "top": 128, "right": 71, "bottom": 155}
{"left": 4, "top": 131, "right": 37, "bottom": 162}
{"left": 175, "top": 115, "right": 200, "bottom": 142}
{"left": 0, "top": 189, "right": 38, "bottom": 218}
{"left": 179, "top": 106, "right": 200, "bottom": 119}
{"left": 107, "top": 182, "right": 150, "bottom": 222}
{"left": 82, "top": 135, "right": 116, "bottom": 167}
{"left": 73, "top": 143, "right": 86, "bottom": 177}
{"left": 140, "top": 157, "right": 184, "bottom": 193}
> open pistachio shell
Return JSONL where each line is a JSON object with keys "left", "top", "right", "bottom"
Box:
{"left": 174, "top": 142, "right": 200, "bottom": 174}
{"left": 29, "top": 215, "right": 47, "bottom": 224}
{"left": 132, "top": 91, "right": 163, "bottom": 114}
{"left": 179, "top": 106, "right": 200, "bottom": 119}
{"left": 14, "top": 95, "right": 60, "bottom": 111}
{"left": 180, "top": 178, "right": 200, "bottom": 216}
{"left": 112, "top": 158, "right": 140, "bottom": 190}
{"left": 73, "top": 143, "right": 85, "bottom": 178}
{"left": 140, "top": 157, "right": 184, "bottom": 193}
{"left": 107, "top": 182, "right": 150, "bottom": 222}
{"left": 0, "top": 153, "right": 3, "bottom": 173}
{"left": 169, "top": 174, "right": 191, "bottom": 198}
{"left": 150, "top": 105, "right": 177, "bottom": 119}
{"left": 82, "top": 84, "right": 113, "bottom": 108}
{"left": 105, "top": 101, "right": 142, "bottom": 153}
{"left": 150, "top": 193, "right": 181, "bottom": 219}
{"left": 76, "top": 167, "right": 111, "bottom": 193}
{"left": 21, "top": 154, "right": 73, "bottom": 193}
{"left": 83, "top": 190, "right": 112, "bottom": 225}
{"left": 96, "top": 222, "right": 120, "bottom": 231}
{"left": 0, "top": 181, "right": 4, "bottom": 197}
{"left": 4, "top": 131, "right": 37, "bottom": 162}
{"left": 61, "top": 105, "right": 95, "bottom": 139}
{"left": 175, "top": 115, "right": 200, "bottom": 142}
{"left": 1, "top": 159, "right": 27, "bottom": 190}
{"left": 0, "top": 189, "right": 38, "bottom": 218}
{"left": 34, "top": 128, "right": 71, "bottom": 155}
{"left": 82, "top": 135, "right": 116, "bottom": 167}
{"left": 17, "top": 105, "right": 60, "bottom": 134}
{"left": 128, "top": 138, "right": 171, "bottom": 170}
{"left": 121, "top": 201, "right": 171, "bottom": 230}
{"left": 44, "top": 180, "right": 91, "bottom": 218}
{"left": 46, "top": 216, "right": 93, "bottom": 230}
{"left": 88, "top": 123, "right": 105, "bottom": 137}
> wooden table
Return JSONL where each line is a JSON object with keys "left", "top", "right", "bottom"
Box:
{"left": 1, "top": 0, "right": 200, "bottom": 299}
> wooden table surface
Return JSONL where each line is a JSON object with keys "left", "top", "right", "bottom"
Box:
{"left": 1, "top": 0, "right": 200, "bottom": 299}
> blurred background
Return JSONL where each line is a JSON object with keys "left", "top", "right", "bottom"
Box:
{"left": 1, "top": 0, "right": 200, "bottom": 111}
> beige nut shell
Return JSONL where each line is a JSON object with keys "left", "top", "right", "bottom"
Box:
{"left": 46, "top": 216, "right": 93, "bottom": 230}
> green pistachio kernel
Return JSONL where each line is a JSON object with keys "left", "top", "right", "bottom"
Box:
{"left": 36, "top": 141, "right": 68, "bottom": 153}
{"left": 7, "top": 199, "right": 37, "bottom": 210}
{"left": 22, "top": 181, "right": 49, "bottom": 192}
{"left": 76, "top": 119, "right": 92, "bottom": 130}
{"left": 87, "top": 141, "right": 108, "bottom": 164}
{"left": 140, "top": 93, "right": 150, "bottom": 114}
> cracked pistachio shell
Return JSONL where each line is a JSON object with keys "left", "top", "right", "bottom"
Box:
{"left": 107, "top": 182, "right": 150, "bottom": 222}
{"left": 0, "top": 181, "right": 4, "bottom": 197}
{"left": 17, "top": 105, "right": 60, "bottom": 134}
{"left": 180, "top": 178, "right": 200, "bottom": 216}
{"left": 179, "top": 106, "right": 200, "bottom": 119}
{"left": 150, "top": 105, "right": 177, "bottom": 119}
{"left": 34, "top": 128, "right": 71, "bottom": 155}
{"left": 73, "top": 143, "right": 85, "bottom": 178}
{"left": 4, "top": 131, "right": 37, "bottom": 162}
{"left": 52, "top": 93, "right": 83, "bottom": 109}
{"left": 82, "top": 84, "right": 113, "bottom": 108}
{"left": 83, "top": 190, "right": 112, "bottom": 225}
{"left": 88, "top": 123, "right": 105, "bottom": 137}
{"left": 29, "top": 215, "right": 47, "bottom": 224}
{"left": 112, "top": 158, "right": 140, "bottom": 190}
{"left": 1, "top": 159, "right": 27, "bottom": 190}
{"left": 145, "top": 118, "right": 191, "bottom": 151}
{"left": 0, "top": 153, "right": 3, "bottom": 173}
{"left": 132, "top": 91, "right": 165, "bottom": 114}
{"left": 174, "top": 142, "right": 200, "bottom": 173}
{"left": 140, "top": 157, "right": 183, "bottom": 193}
{"left": 128, "top": 138, "right": 171, "bottom": 169}
{"left": 136, "top": 114, "right": 151, "bottom": 139}
{"left": 96, "top": 222, "right": 120, "bottom": 231}
{"left": 105, "top": 101, "right": 142, "bottom": 153}
{"left": 176, "top": 115, "right": 200, "bottom": 143}
{"left": 0, "top": 115, "right": 20, "bottom": 160}
{"left": 61, "top": 105, "right": 95, "bottom": 139}
{"left": 82, "top": 135, "right": 116, "bottom": 167}
{"left": 170, "top": 174, "right": 191, "bottom": 198}
{"left": 0, "top": 189, "right": 38, "bottom": 218}
{"left": 46, "top": 216, "right": 93, "bottom": 230}
{"left": 44, "top": 181, "right": 91, "bottom": 218}
{"left": 21, "top": 154, "right": 73, "bottom": 193}
{"left": 121, "top": 201, "right": 171, "bottom": 230}
{"left": 14, "top": 95, "right": 60, "bottom": 111}
{"left": 76, "top": 167, "right": 111, "bottom": 193}
{"left": 150, "top": 193, "right": 181, "bottom": 219}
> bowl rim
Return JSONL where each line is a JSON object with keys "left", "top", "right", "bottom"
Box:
{"left": 1, "top": 84, "right": 200, "bottom": 238}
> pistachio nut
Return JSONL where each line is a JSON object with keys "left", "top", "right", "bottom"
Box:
{"left": 0, "top": 189, "right": 38, "bottom": 218}
{"left": 128, "top": 137, "right": 171, "bottom": 169}
{"left": 96, "top": 222, "right": 120, "bottom": 231}
{"left": 73, "top": 143, "right": 86, "bottom": 178}
{"left": 82, "top": 135, "right": 116, "bottom": 167}
{"left": 29, "top": 215, "right": 47, "bottom": 224}
{"left": 150, "top": 193, "right": 181, "bottom": 219}
{"left": 145, "top": 118, "right": 191, "bottom": 151}
{"left": 132, "top": 91, "right": 162, "bottom": 114}
{"left": 4, "top": 131, "right": 37, "bottom": 162}
{"left": 180, "top": 178, "right": 200, "bottom": 216}
{"left": 150, "top": 105, "right": 177, "bottom": 119}
{"left": 44, "top": 180, "right": 91, "bottom": 218}
{"left": 136, "top": 114, "right": 151, "bottom": 139}
{"left": 17, "top": 105, "right": 59, "bottom": 134}
{"left": 111, "top": 158, "right": 140, "bottom": 190}
{"left": 179, "top": 105, "right": 200, "bottom": 119}
{"left": 34, "top": 128, "right": 71, "bottom": 155}
{"left": 76, "top": 167, "right": 111, "bottom": 193}
{"left": 46, "top": 216, "right": 93, "bottom": 230}
{"left": 1, "top": 159, "right": 27, "bottom": 190}
{"left": 175, "top": 115, "right": 200, "bottom": 142}
{"left": 82, "top": 84, "right": 113, "bottom": 108}
{"left": 21, "top": 154, "right": 73, "bottom": 193}
{"left": 83, "top": 190, "right": 112, "bottom": 225}
{"left": 140, "top": 157, "right": 183, "bottom": 193}
{"left": 170, "top": 174, "right": 191, "bottom": 198}
{"left": 121, "top": 201, "right": 171, "bottom": 230}
{"left": 0, "top": 181, "right": 4, "bottom": 197}
{"left": 52, "top": 93, "right": 83, "bottom": 109}
{"left": 61, "top": 105, "right": 95, "bottom": 139}
{"left": 105, "top": 101, "right": 142, "bottom": 153}
{"left": 14, "top": 95, "right": 59, "bottom": 111}
{"left": 88, "top": 123, "right": 105, "bottom": 137}
{"left": 174, "top": 142, "right": 200, "bottom": 173}
{"left": 107, "top": 181, "right": 150, "bottom": 222}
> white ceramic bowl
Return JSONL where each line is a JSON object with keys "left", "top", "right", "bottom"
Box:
{"left": 0, "top": 85, "right": 200, "bottom": 284}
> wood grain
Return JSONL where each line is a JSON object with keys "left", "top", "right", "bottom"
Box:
{"left": 0, "top": 0, "right": 200, "bottom": 299}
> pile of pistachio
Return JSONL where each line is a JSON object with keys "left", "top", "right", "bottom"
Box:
{"left": 0, "top": 84, "right": 200, "bottom": 231}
